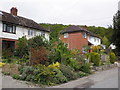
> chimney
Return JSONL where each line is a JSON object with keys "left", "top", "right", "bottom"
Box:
{"left": 10, "top": 7, "right": 18, "bottom": 16}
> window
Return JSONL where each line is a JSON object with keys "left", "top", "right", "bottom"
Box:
{"left": 64, "top": 33, "right": 68, "bottom": 38}
{"left": 94, "top": 38, "right": 97, "bottom": 42}
{"left": 97, "top": 39, "right": 99, "bottom": 43}
{"left": 41, "top": 31, "right": 45, "bottom": 37}
{"left": 83, "top": 33, "right": 86, "bottom": 38}
{"left": 28, "top": 30, "right": 34, "bottom": 36}
{"left": 3, "top": 23, "right": 16, "bottom": 34}
{"left": 88, "top": 36, "right": 92, "bottom": 40}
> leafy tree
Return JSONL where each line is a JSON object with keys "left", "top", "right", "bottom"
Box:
{"left": 28, "top": 35, "right": 49, "bottom": 65}
{"left": 28, "top": 35, "right": 49, "bottom": 49}
{"left": 112, "top": 11, "right": 120, "bottom": 56}
{"left": 102, "top": 36, "right": 110, "bottom": 48}
{"left": 15, "top": 36, "right": 29, "bottom": 58}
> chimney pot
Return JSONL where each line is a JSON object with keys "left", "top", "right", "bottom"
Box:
{"left": 10, "top": 7, "right": 18, "bottom": 16}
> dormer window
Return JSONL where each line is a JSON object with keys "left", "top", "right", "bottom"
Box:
{"left": 64, "top": 33, "right": 68, "bottom": 38}
{"left": 3, "top": 23, "right": 16, "bottom": 34}
{"left": 83, "top": 32, "right": 86, "bottom": 38}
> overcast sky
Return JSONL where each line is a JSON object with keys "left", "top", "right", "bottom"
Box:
{"left": 0, "top": 0, "right": 119, "bottom": 27}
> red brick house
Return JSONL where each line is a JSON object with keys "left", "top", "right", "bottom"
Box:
{"left": 60, "top": 25, "right": 101, "bottom": 53}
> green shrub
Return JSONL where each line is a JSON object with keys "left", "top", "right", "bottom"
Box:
{"left": 12, "top": 74, "right": 20, "bottom": 80}
{"left": 51, "top": 68, "right": 67, "bottom": 84}
{"left": 94, "top": 53, "right": 100, "bottom": 66}
{"left": 79, "top": 63, "right": 91, "bottom": 74}
{"left": 78, "top": 71, "right": 88, "bottom": 78}
{"left": 90, "top": 52, "right": 95, "bottom": 62}
{"left": 19, "top": 66, "right": 34, "bottom": 74}
{"left": 109, "top": 52, "right": 116, "bottom": 64}
{"left": 2, "top": 72, "right": 10, "bottom": 75}
{"left": 20, "top": 72, "right": 27, "bottom": 80}
{"left": 2, "top": 58, "right": 12, "bottom": 63}
{"left": 89, "top": 52, "right": 101, "bottom": 66}
{"left": 15, "top": 36, "right": 29, "bottom": 58}
{"left": 66, "top": 59, "right": 81, "bottom": 71}
{"left": 26, "top": 74, "right": 33, "bottom": 81}
{"left": 60, "top": 64, "right": 79, "bottom": 80}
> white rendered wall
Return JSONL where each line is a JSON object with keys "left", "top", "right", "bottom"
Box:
{"left": 88, "top": 35, "right": 101, "bottom": 46}
{"left": 0, "top": 22, "right": 49, "bottom": 41}
{"left": 0, "top": 22, "right": 2, "bottom": 38}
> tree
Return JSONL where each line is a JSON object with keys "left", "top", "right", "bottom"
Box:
{"left": 102, "top": 36, "right": 110, "bottom": 48}
{"left": 112, "top": 11, "right": 120, "bottom": 56}
{"left": 15, "top": 36, "right": 29, "bottom": 58}
{"left": 28, "top": 35, "right": 49, "bottom": 65}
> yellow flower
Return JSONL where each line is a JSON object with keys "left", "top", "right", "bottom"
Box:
{"left": 48, "top": 62, "right": 60, "bottom": 69}
{"left": 0, "top": 62, "right": 5, "bottom": 68}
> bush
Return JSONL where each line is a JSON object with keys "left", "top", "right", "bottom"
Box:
{"left": 15, "top": 36, "right": 29, "bottom": 58}
{"left": 90, "top": 52, "right": 95, "bottom": 63}
{"left": 30, "top": 47, "right": 49, "bottom": 65}
{"left": 78, "top": 71, "right": 88, "bottom": 78}
{"left": 2, "top": 58, "right": 12, "bottom": 63}
{"left": 94, "top": 53, "right": 100, "bottom": 66}
{"left": 12, "top": 74, "right": 20, "bottom": 80}
{"left": 0, "top": 62, "right": 5, "bottom": 68}
{"left": 2, "top": 72, "right": 10, "bottom": 75}
{"left": 89, "top": 52, "right": 101, "bottom": 66}
{"left": 109, "top": 52, "right": 116, "bottom": 64}
{"left": 60, "top": 64, "right": 79, "bottom": 80}
{"left": 66, "top": 59, "right": 81, "bottom": 71}
{"left": 50, "top": 68, "right": 67, "bottom": 84}
{"left": 79, "top": 63, "right": 91, "bottom": 74}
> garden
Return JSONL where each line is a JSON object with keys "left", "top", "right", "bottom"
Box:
{"left": 1, "top": 32, "right": 117, "bottom": 87}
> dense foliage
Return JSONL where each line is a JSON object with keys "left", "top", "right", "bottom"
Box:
{"left": 109, "top": 52, "right": 116, "bottom": 64}
{"left": 15, "top": 36, "right": 29, "bottom": 58}
{"left": 112, "top": 11, "right": 120, "bottom": 56}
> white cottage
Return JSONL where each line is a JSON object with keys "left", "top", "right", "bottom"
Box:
{"left": 88, "top": 34, "right": 101, "bottom": 46}
{"left": 0, "top": 7, "right": 49, "bottom": 51}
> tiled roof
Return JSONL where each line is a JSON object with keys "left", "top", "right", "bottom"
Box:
{"left": 62, "top": 25, "right": 100, "bottom": 38}
{"left": 0, "top": 10, "right": 49, "bottom": 32}
{"left": 62, "top": 25, "right": 90, "bottom": 33}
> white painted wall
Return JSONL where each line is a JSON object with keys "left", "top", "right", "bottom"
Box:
{"left": 88, "top": 35, "right": 101, "bottom": 46}
{"left": 0, "top": 21, "right": 49, "bottom": 41}
{"left": 0, "top": 22, "right": 2, "bottom": 38}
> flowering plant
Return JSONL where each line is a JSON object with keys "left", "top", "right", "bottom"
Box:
{"left": 0, "top": 62, "right": 5, "bottom": 68}
{"left": 48, "top": 62, "right": 60, "bottom": 69}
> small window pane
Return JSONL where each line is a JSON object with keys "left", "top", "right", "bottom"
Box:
{"left": 64, "top": 33, "right": 68, "bottom": 38}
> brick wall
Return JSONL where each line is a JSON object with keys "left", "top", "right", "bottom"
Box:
{"left": 60, "top": 32, "right": 88, "bottom": 53}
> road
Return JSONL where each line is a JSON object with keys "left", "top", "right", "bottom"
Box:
{"left": 51, "top": 67, "right": 119, "bottom": 88}
{"left": 0, "top": 67, "right": 119, "bottom": 88}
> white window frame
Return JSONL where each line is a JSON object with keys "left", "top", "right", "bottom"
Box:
{"left": 64, "top": 33, "right": 68, "bottom": 38}
{"left": 83, "top": 32, "right": 87, "bottom": 38}
{"left": 28, "top": 30, "right": 34, "bottom": 36}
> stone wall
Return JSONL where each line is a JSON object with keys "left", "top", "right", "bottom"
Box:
{"left": 92, "top": 63, "right": 119, "bottom": 72}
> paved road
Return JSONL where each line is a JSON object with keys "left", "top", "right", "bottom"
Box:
{"left": 51, "top": 67, "right": 119, "bottom": 88}
{"left": 0, "top": 67, "right": 119, "bottom": 88}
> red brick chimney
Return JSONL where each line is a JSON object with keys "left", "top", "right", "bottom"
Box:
{"left": 10, "top": 7, "right": 18, "bottom": 16}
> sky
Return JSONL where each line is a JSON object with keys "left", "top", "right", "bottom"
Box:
{"left": 0, "top": 0, "right": 120, "bottom": 27}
